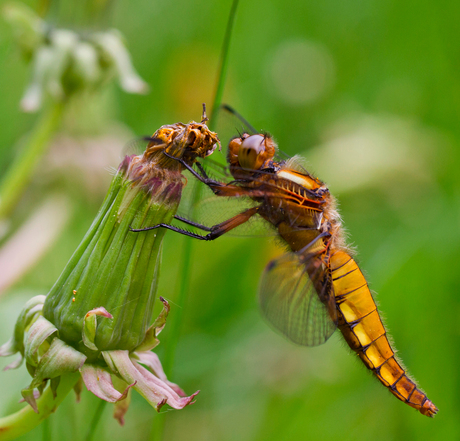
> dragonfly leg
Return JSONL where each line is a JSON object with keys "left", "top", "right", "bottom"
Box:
{"left": 130, "top": 223, "right": 214, "bottom": 240}
{"left": 195, "top": 161, "right": 211, "bottom": 180}
{"left": 162, "top": 151, "right": 263, "bottom": 198}
{"left": 294, "top": 231, "right": 332, "bottom": 260}
{"left": 162, "top": 150, "right": 222, "bottom": 187}
{"left": 131, "top": 207, "right": 258, "bottom": 241}
{"left": 174, "top": 215, "right": 213, "bottom": 232}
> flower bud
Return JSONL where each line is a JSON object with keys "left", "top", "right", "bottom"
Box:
{"left": 1, "top": 117, "right": 219, "bottom": 421}
{"left": 5, "top": 3, "right": 150, "bottom": 112}
{"left": 91, "top": 30, "right": 149, "bottom": 94}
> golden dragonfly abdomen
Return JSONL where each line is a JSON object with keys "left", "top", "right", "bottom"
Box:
{"left": 330, "top": 251, "right": 438, "bottom": 417}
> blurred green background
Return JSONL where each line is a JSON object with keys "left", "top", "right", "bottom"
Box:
{"left": 0, "top": 0, "right": 459, "bottom": 440}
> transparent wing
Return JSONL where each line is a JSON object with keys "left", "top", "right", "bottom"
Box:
{"left": 177, "top": 159, "right": 320, "bottom": 237}
{"left": 214, "top": 104, "right": 286, "bottom": 165}
{"left": 177, "top": 171, "right": 277, "bottom": 237}
{"left": 214, "top": 104, "right": 258, "bottom": 155}
{"left": 259, "top": 250, "right": 338, "bottom": 346}
{"left": 193, "top": 197, "right": 276, "bottom": 237}
{"left": 122, "top": 136, "right": 156, "bottom": 158}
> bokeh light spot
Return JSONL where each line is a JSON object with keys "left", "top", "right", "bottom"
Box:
{"left": 266, "top": 39, "right": 335, "bottom": 105}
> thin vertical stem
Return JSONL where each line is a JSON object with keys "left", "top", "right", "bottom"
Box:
{"left": 38, "top": 0, "right": 51, "bottom": 17}
{"left": 210, "top": 0, "right": 240, "bottom": 127}
{"left": 42, "top": 416, "right": 51, "bottom": 441}
{"left": 0, "top": 101, "right": 64, "bottom": 221}
{"left": 150, "top": 1, "right": 240, "bottom": 440}
{"left": 85, "top": 400, "right": 107, "bottom": 441}
{"left": 162, "top": 234, "right": 194, "bottom": 377}
{"left": 164, "top": 0, "right": 240, "bottom": 369}
{"left": 149, "top": 409, "right": 166, "bottom": 441}
{"left": 150, "top": 206, "right": 197, "bottom": 441}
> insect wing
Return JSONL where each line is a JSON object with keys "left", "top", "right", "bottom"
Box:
{"left": 177, "top": 171, "right": 277, "bottom": 237}
{"left": 195, "top": 196, "right": 277, "bottom": 237}
{"left": 215, "top": 104, "right": 258, "bottom": 149}
{"left": 259, "top": 250, "right": 337, "bottom": 346}
{"left": 122, "top": 136, "right": 161, "bottom": 158}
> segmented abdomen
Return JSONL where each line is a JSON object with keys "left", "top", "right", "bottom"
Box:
{"left": 329, "top": 250, "right": 438, "bottom": 417}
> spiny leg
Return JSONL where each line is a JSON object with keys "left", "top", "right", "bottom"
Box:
{"left": 173, "top": 215, "right": 213, "bottom": 232}
{"left": 130, "top": 207, "right": 259, "bottom": 241}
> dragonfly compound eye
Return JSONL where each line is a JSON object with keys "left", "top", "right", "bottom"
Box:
{"left": 239, "top": 134, "right": 267, "bottom": 170}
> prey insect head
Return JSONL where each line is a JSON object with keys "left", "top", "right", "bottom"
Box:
{"left": 140, "top": 110, "right": 219, "bottom": 171}
{"left": 149, "top": 108, "right": 220, "bottom": 168}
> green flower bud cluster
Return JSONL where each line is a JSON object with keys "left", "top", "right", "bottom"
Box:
{"left": 3, "top": 2, "right": 149, "bottom": 112}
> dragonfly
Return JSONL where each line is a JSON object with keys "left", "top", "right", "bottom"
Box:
{"left": 130, "top": 107, "right": 438, "bottom": 417}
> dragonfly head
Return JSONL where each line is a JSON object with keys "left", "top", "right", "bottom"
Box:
{"left": 228, "top": 133, "right": 276, "bottom": 178}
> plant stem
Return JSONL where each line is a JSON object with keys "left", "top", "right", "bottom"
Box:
{"left": 149, "top": 412, "right": 165, "bottom": 441}
{"left": 150, "top": 233, "right": 194, "bottom": 441}
{"left": 42, "top": 417, "right": 51, "bottom": 441}
{"left": 159, "top": 0, "right": 240, "bottom": 378}
{"left": 162, "top": 235, "right": 194, "bottom": 376}
{"left": 162, "top": 0, "right": 241, "bottom": 371}
{"left": 85, "top": 400, "right": 107, "bottom": 441}
{"left": 210, "top": 0, "right": 240, "bottom": 126}
{"left": 0, "top": 373, "right": 79, "bottom": 441}
{"left": 0, "top": 101, "right": 64, "bottom": 221}
{"left": 151, "top": 2, "right": 240, "bottom": 440}
{"left": 38, "top": 0, "right": 51, "bottom": 17}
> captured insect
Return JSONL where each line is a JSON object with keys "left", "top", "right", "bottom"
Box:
{"left": 131, "top": 107, "right": 438, "bottom": 417}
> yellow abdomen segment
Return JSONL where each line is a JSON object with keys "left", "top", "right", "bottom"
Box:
{"left": 330, "top": 251, "right": 438, "bottom": 417}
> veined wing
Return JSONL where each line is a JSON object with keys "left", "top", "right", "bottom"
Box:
{"left": 122, "top": 136, "right": 159, "bottom": 157}
{"left": 177, "top": 158, "right": 323, "bottom": 238}
{"left": 214, "top": 104, "right": 258, "bottom": 150}
{"left": 177, "top": 169, "right": 277, "bottom": 237}
{"left": 259, "top": 249, "right": 337, "bottom": 346}
{"left": 214, "top": 104, "right": 287, "bottom": 167}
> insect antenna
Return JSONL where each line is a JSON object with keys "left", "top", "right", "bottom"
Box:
{"left": 201, "top": 103, "right": 209, "bottom": 124}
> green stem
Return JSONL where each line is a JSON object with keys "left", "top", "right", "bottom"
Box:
{"left": 0, "top": 373, "right": 79, "bottom": 441}
{"left": 38, "top": 0, "right": 51, "bottom": 17}
{"left": 163, "top": 0, "right": 241, "bottom": 371}
{"left": 0, "top": 101, "right": 64, "bottom": 221}
{"left": 42, "top": 417, "right": 51, "bottom": 441}
{"left": 151, "top": 5, "right": 240, "bottom": 441}
{"left": 150, "top": 2, "right": 240, "bottom": 441}
{"left": 162, "top": 0, "right": 241, "bottom": 369}
{"left": 149, "top": 413, "right": 165, "bottom": 441}
{"left": 150, "top": 235, "right": 193, "bottom": 441}
{"left": 210, "top": 0, "right": 240, "bottom": 126}
{"left": 162, "top": 236, "right": 193, "bottom": 376}
{"left": 85, "top": 400, "right": 107, "bottom": 441}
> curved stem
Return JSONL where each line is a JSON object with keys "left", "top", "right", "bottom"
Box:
{"left": 0, "top": 373, "right": 79, "bottom": 441}
{"left": 0, "top": 101, "right": 64, "bottom": 221}
{"left": 150, "top": 224, "right": 195, "bottom": 441}
{"left": 161, "top": 0, "right": 241, "bottom": 375}
{"left": 42, "top": 416, "right": 51, "bottom": 441}
{"left": 210, "top": 0, "right": 240, "bottom": 126}
{"left": 38, "top": 0, "right": 51, "bottom": 17}
{"left": 151, "top": 3, "right": 240, "bottom": 440}
{"left": 85, "top": 400, "right": 107, "bottom": 441}
{"left": 161, "top": 234, "right": 194, "bottom": 375}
